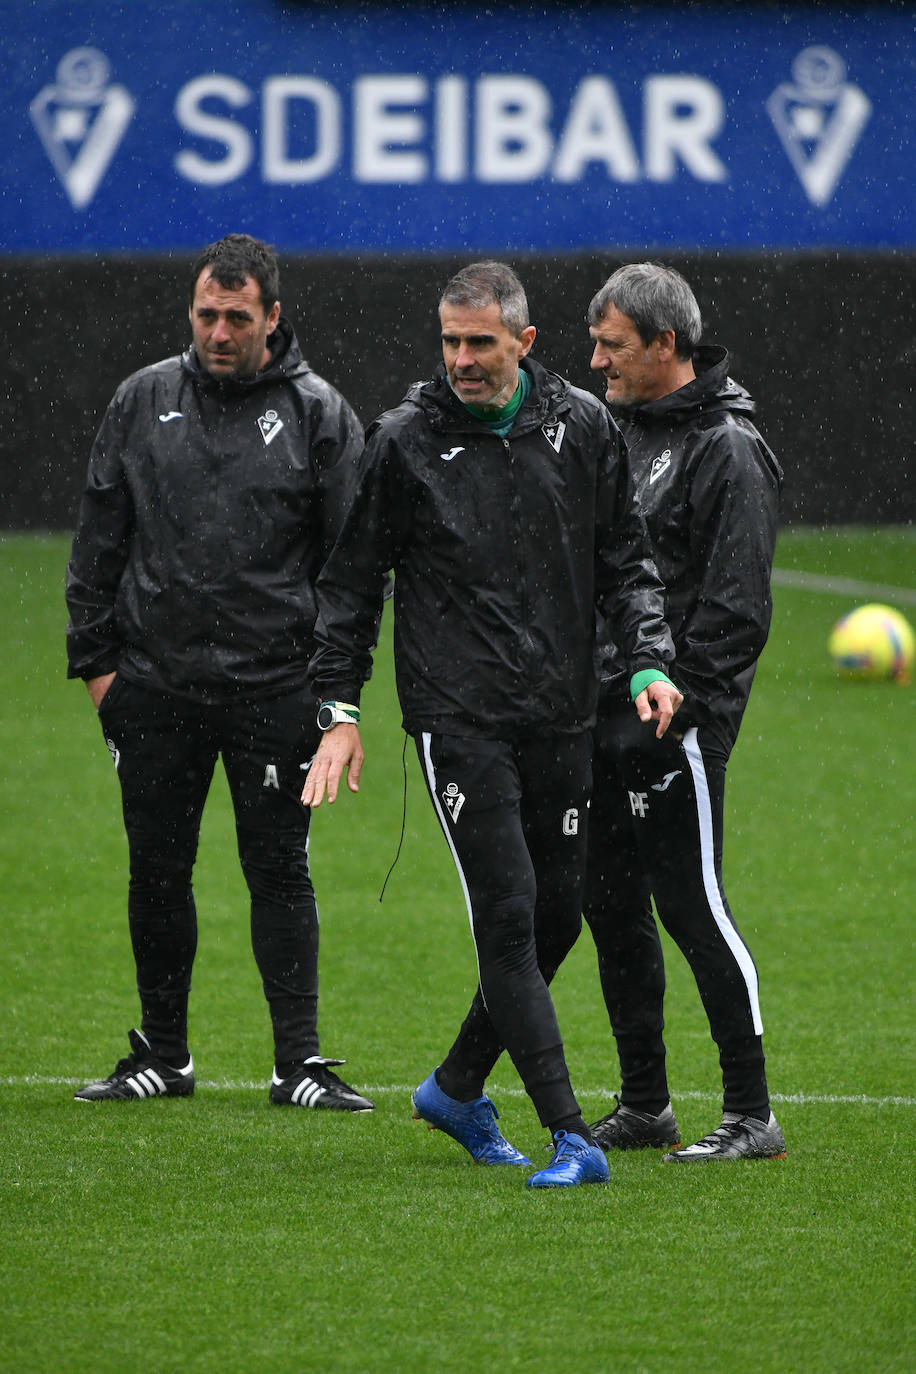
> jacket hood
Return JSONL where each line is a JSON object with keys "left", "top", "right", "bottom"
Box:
{"left": 181, "top": 314, "right": 310, "bottom": 392}
{"left": 404, "top": 355, "right": 572, "bottom": 432}
{"left": 610, "top": 344, "right": 756, "bottom": 427}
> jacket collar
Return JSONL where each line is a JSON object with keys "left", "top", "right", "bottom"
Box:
{"left": 410, "top": 356, "right": 572, "bottom": 433}
{"left": 181, "top": 315, "right": 309, "bottom": 392}
{"left": 609, "top": 344, "right": 756, "bottom": 425}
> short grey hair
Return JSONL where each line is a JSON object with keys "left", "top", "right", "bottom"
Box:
{"left": 440, "top": 261, "right": 530, "bottom": 337}
{"left": 587, "top": 263, "right": 702, "bottom": 360}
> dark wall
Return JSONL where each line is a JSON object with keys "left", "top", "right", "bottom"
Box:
{"left": 3, "top": 252, "right": 913, "bottom": 529}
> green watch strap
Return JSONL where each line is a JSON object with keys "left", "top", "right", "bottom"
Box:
{"left": 320, "top": 700, "right": 360, "bottom": 723}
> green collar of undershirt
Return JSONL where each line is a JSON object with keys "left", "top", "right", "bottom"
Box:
{"left": 462, "top": 369, "right": 530, "bottom": 437}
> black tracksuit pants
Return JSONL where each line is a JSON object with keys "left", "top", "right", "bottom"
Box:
{"left": 96, "top": 676, "right": 321, "bottom": 1068}
{"left": 583, "top": 707, "right": 769, "bottom": 1118}
{"left": 416, "top": 730, "right": 591, "bottom": 1129}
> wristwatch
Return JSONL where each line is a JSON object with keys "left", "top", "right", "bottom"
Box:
{"left": 316, "top": 700, "right": 360, "bottom": 731}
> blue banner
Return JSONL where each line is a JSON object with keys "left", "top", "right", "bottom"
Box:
{"left": 4, "top": 1, "right": 913, "bottom": 254}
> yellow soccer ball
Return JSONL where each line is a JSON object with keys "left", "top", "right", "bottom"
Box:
{"left": 828, "top": 603, "right": 915, "bottom": 684}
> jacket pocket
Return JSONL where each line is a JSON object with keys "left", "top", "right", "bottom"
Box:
{"left": 96, "top": 673, "right": 127, "bottom": 715}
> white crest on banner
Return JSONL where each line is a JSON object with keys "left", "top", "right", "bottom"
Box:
{"left": 30, "top": 48, "right": 135, "bottom": 209}
{"left": 766, "top": 46, "right": 871, "bottom": 207}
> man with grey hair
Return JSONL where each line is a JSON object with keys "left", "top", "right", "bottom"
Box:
{"left": 584, "top": 262, "right": 787, "bottom": 1162}
{"left": 302, "top": 260, "right": 682, "bottom": 1188}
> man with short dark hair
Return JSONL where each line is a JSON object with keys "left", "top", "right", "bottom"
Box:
{"left": 584, "top": 262, "right": 787, "bottom": 1162}
{"left": 66, "top": 233, "right": 373, "bottom": 1112}
{"left": 302, "top": 261, "right": 681, "bottom": 1188}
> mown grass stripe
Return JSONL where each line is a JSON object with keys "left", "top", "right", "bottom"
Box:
{"left": 772, "top": 566, "right": 916, "bottom": 605}
{"left": 5, "top": 1076, "right": 915, "bottom": 1108}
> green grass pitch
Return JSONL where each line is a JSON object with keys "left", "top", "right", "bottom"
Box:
{"left": 1, "top": 527, "right": 913, "bottom": 1373}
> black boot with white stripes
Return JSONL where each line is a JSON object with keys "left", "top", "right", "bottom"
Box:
{"left": 269, "top": 1056, "right": 374, "bottom": 1111}
{"left": 74, "top": 1028, "right": 194, "bottom": 1101}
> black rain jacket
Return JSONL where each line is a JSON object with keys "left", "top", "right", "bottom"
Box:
{"left": 308, "top": 356, "right": 674, "bottom": 739}
{"left": 65, "top": 317, "right": 364, "bottom": 702}
{"left": 597, "top": 345, "right": 783, "bottom": 749}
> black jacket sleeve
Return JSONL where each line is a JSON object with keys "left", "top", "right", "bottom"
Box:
{"left": 306, "top": 377, "right": 366, "bottom": 570}
{"left": 308, "top": 421, "right": 404, "bottom": 704}
{"left": 593, "top": 409, "right": 675, "bottom": 679}
{"left": 675, "top": 420, "right": 780, "bottom": 727}
{"left": 64, "top": 387, "right": 134, "bottom": 680}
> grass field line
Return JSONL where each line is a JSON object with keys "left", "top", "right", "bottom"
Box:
{"left": 5, "top": 1076, "right": 914, "bottom": 1108}
{"left": 771, "top": 567, "right": 916, "bottom": 605}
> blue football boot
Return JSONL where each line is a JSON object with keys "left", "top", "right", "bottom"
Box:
{"left": 411, "top": 1070, "right": 531, "bottom": 1165}
{"left": 526, "top": 1130, "right": 610, "bottom": 1189}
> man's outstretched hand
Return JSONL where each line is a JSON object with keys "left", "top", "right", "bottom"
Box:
{"left": 301, "top": 723, "right": 364, "bottom": 807}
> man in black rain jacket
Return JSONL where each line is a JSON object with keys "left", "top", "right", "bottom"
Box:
{"left": 303, "top": 261, "right": 681, "bottom": 1189}
{"left": 66, "top": 234, "right": 374, "bottom": 1113}
{"left": 584, "top": 262, "right": 787, "bottom": 1163}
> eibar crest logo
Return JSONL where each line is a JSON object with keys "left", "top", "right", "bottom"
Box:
{"left": 766, "top": 47, "right": 871, "bottom": 207}
{"left": 258, "top": 410, "right": 284, "bottom": 445}
{"left": 442, "top": 782, "right": 466, "bottom": 822}
{"left": 542, "top": 421, "right": 566, "bottom": 453}
{"left": 30, "top": 48, "right": 135, "bottom": 210}
{"left": 649, "top": 449, "right": 672, "bottom": 485}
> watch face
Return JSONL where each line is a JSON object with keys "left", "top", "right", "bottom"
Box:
{"left": 317, "top": 704, "right": 334, "bottom": 730}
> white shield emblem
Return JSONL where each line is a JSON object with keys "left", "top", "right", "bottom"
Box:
{"left": 542, "top": 421, "right": 566, "bottom": 453}
{"left": 258, "top": 410, "right": 285, "bottom": 446}
{"left": 766, "top": 47, "right": 871, "bottom": 207}
{"left": 30, "top": 48, "right": 135, "bottom": 210}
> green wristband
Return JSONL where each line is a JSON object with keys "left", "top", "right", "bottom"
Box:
{"left": 629, "top": 669, "right": 676, "bottom": 702}
{"left": 316, "top": 700, "right": 361, "bottom": 730}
